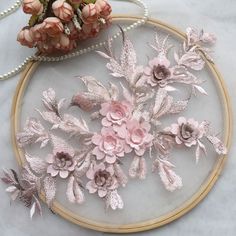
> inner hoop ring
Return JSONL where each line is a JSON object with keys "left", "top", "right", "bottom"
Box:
{"left": 11, "top": 16, "right": 233, "bottom": 233}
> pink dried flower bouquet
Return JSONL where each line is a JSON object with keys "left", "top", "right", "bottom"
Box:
{"left": 17, "top": 0, "right": 112, "bottom": 53}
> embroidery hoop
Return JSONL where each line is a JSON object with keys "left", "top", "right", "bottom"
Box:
{"left": 11, "top": 16, "right": 233, "bottom": 233}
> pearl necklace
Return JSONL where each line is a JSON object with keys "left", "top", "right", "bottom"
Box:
{"left": 0, "top": 0, "right": 149, "bottom": 81}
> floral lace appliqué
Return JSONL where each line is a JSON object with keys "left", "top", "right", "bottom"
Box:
{"left": 1, "top": 28, "right": 227, "bottom": 218}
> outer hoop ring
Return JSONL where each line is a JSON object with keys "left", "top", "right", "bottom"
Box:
{"left": 11, "top": 16, "right": 233, "bottom": 233}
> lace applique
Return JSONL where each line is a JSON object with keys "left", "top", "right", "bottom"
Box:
{"left": 2, "top": 28, "right": 227, "bottom": 217}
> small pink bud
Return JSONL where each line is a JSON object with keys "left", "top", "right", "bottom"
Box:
{"left": 17, "top": 28, "right": 35, "bottom": 48}
{"left": 96, "top": 0, "right": 112, "bottom": 17}
{"left": 81, "top": 3, "right": 99, "bottom": 24}
{"left": 71, "top": 94, "right": 95, "bottom": 112}
{"left": 22, "top": 0, "right": 43, "bottom": 15}
{"left": 52, "top": 0, "right": 74, "bottom": 22}
{"left": 43, "top": 17, "right": 64, "bottom": 37}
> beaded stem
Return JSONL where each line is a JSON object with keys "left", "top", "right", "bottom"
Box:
{"left": 0, "top": 0, "right": 149, "bottom": 81}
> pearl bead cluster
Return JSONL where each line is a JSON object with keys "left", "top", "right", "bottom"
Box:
{"left": 0, "top": 0, "right": 149, "bottom": 81}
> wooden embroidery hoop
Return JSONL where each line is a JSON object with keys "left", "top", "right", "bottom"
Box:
{"left": 11, "top": 16, "right": 233, "bottom": 233}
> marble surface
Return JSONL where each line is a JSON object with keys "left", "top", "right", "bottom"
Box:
{"left": 0, "top": 0, "right": 236, "bottom": 235}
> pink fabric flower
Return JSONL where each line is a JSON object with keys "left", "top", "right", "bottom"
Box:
{"left": 31, "top": 23, "right": 47, "bottom": 42}
{"left": 42, "top": 17, "right": 64, "bottom": 37}
{"left": 22, "top": 0, "right": 43, "bottom": 15}
{"left": 92, "top": 127, "right": 131, "bottom": 164}
{"left": 82, "top": 22, "right": 100, "bottom": 37}
{"left": 100, "top": 101, "right": 132, "bottom": 127}
{"left": 46, "top": 150, "right": 77, "bottom": 179}
{"left": 81, "top": 3, "right": 99, "bottom": 24}
{"left": 116, "top": 119, "right": 153, "bottom": 156}
{"left": 52, "top": 0, "right": 74, "bottom": 22}
{"left": 52, "top": 33, "right": 76, "bottom": 52}
{"left": 144, "top": 57, "right": 171, "bottom": 87}
{"left": 167, "top": 117, "right": 203, "bottom": 147}
{"left": 95, "top": 0, "right": 112, "bottom": 17}
{"left": 17, "top": 28, "right": 35, "bottom": 48}
{"left": 86, "top": 162, "right": 118, "bottom": 197}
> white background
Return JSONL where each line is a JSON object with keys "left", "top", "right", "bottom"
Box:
{"left": 0, "top": 0, "right": 235, "bottom": 235}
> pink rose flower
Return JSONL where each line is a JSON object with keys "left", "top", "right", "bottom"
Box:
{"left": 81, "top": 3, "right": 99, "bottom": 24}
{"left": 144, "top": 57, "right": 171, "bottom": 87}
{"left": 52, "top": 0, "right": 74, "bottom": 22}
{"left": 42, "top": 17, "right": 64, "bottom": 37}
{"left": 86, "top": 162, "right": 118, "bottom": 197}
{"left": 100, "top": 101, "right": 132, "bottom": 127}
{"left": 167, "top": 117, "right": 203, "bottom": 147}
{"left": 52, "top": 33, "right": 76, "bottom": 52}
{"left": 17, "top": 28, "right": 35, "bottom": 48}
{"left": 92, "top": 127, "right": 131, "bottom": 164}
{"left": 46, "top": 151, "right": 77, "bottom": 179}
{"left": 22, "top": 0, "right": 43, "bottom": 15}
{"left": 116, "top": 119, "right": 153, "bottom": 156}
{"left": 31, "top": 23, "right": 47, "bottom": 42}
{"left": 96, "top": 0, "right": 112, "bottom": 17}
{"left": 82, "top": 22, "right": 100, "bottom": 37}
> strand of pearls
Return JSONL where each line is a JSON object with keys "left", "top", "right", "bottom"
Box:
{"left": 0, "top": 0, "right": 22, "bottom": 20}
{"left": 0, "top": 0, "right": 149, "bottom": 81}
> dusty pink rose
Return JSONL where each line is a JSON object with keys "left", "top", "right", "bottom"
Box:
{"left": 116, "top": 119, "right": 153, "bottom": 156}
{"left": 42, "top": 17, "right": 64, "bottom": 37}
{"left": 92, "top": 127, "right": 131, "bottom": 164}
{"left": 22, "top": 0, "right": 43, "bottom": 15}
{"left": 81, "top": 3, "right": 99, "bottom": 24}
{"left": 96, "top": 0, "right": 112, "bottom": 17}
{"left": 100, "top": 101, "right": 132, "bottom": 127}
{"left": 46, "top": 151, "right": 77, "bottom": 179}
{"left": 52, "top": 33, "right": 76, "bottom": 52}
{"left": 82, "top": 22, "right": 100, "bottom": 37}
{"left": 52, "top": 0, "right": 74, "bottom": 22}
{"left": 31, "top": 23, "right": 47, "bottom": 42}
{"left": 17, "top": 28, "right": 35, "bottom": 48}
{"left": 167, "top": 117, "right": 203, "bottom": 147}
{"left": 144, "top": 57, "right": 171, "bottom": 87}
{"left": 86, "top": 162, "right": 118, "bottom": 197}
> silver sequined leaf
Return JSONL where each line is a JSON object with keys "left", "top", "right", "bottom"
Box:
{"left": 154, "top": 158, "right": 183, "bottom": 192}
{"left": 51, "top": 135, "right": 75, "bottom": 157}
{"left": 25, "top": 153, "right": 47, "bottom": 175}
{"left": 37, "top": 110, "right": 61, "bottom": 125}
{"left": 167, "top": 99, "right": 189, "bottom": 114}
{"left": 120, "top": 37, "right": 137, "bottom": 72}
{"left": 42, "top": 88, "right": 56, "bottom": 111}
{"left": 178, "top": 51, "right": 205, "bottom": 71}
{"left": 59, "top": 114, "right": 90, "bottom": 135}
{"left": 106, "top": 190, "right": 124, "bottom": 210}
{"left": 113, "top": 163, "right": 128, "bottom": 187}
{"left": 66, "top": 175, "right": 85, "bottom": 204}
{"left": 207, "top": 135, "right": 227, "bottom": 155}
{"left": 80, "top": 76, "right": 111, "bottom": 101}
{"left": 74, "top": 153, "right": 91, "bottom": 178}
{"left": 43, "top": 175, "right": 56, "bottom": 207}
